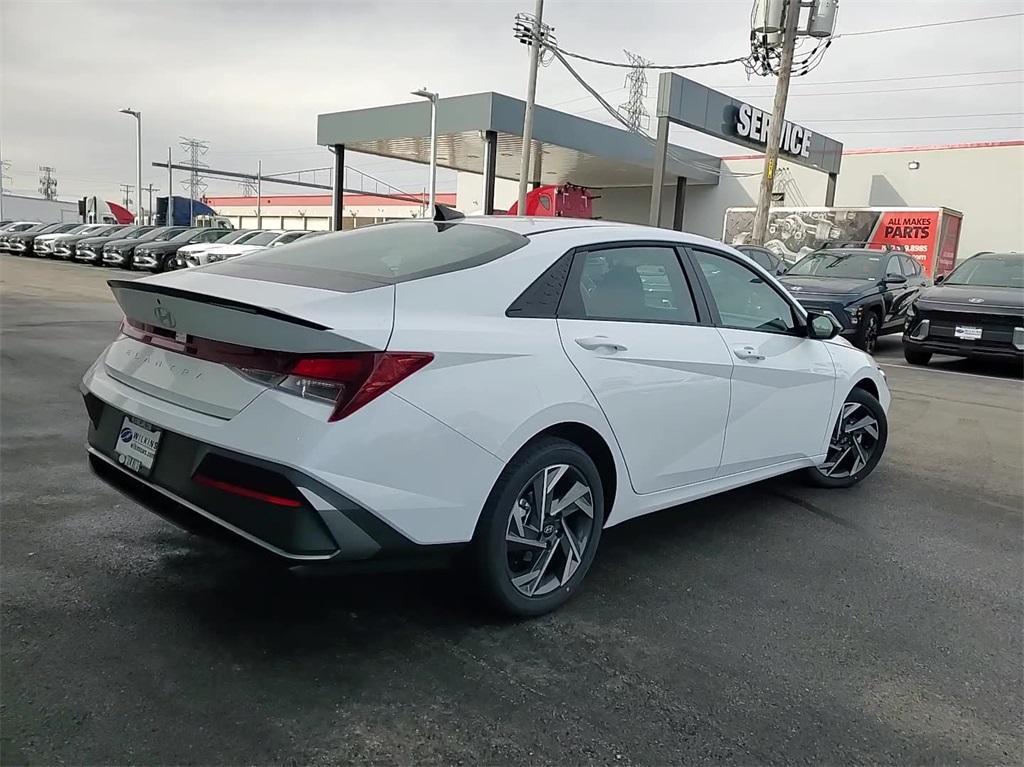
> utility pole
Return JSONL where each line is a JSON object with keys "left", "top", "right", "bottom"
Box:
{"left": 144, "top": 184, "right": 158, "bottom": 225}
{"left": 38, "top": 166, "right": 58, "bottom": 200}
{"left": 515, "top": 0, "right": 545, "bottom": 215}
{"left": 750, "top": 0, "right": 801, "bottom": 246}
{"left": 0, "top": 143, "right": 9, "bottom": 220}
{"left": 119, "top": 183, "right": 134, "bottom": 208}
{"left": 166, "top": 147, "right": 173, "bottom": 225}
{"left": 256, "top": 159, "right": 262, "bottom": 229}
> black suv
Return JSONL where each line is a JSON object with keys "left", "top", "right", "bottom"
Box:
{"left": 780, "top": 246, "right": 929, "bottom": 353}
{"left": 903, "top": 251, "right": 1023, "bottom": 365}
{"left": 131, "top": 228, "right": 233, "bottom": 272}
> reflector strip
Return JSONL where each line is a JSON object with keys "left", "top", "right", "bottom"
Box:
{"left": 193, "top": 474, "right": 302, "bottom": 508}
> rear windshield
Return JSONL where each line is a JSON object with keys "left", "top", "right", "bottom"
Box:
{"left": 245, "top": 231, "right": 283, "bottom": 246}
{"left": 205, "top": 222, "right": 528, "bottom": 290}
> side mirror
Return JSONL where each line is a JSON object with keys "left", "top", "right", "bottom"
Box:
{"left": 807, "top": 311, "right": 841, "bottom": 340}
{"left": 934, "top": 273, "right": 946, "bottom": 284}
{"left": 885, "top": 273, "right": 908, "bottom": 284}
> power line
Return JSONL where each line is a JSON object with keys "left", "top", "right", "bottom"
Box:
{"left": 829, "top": 126, "right": 1023, "bottom": 135}
{"left": 549, "top": 47, "right": 759, "bottom": 179}
{"left": 548, "top": 44, "right": 750, "bottom": 70}
{"left": 837, "top": 12, "right": 1024, "bottom": 38}
{"left": 775, "top": 79, "right": 1024, "bottom": 98}
{"left": 801, "top": 111, "right": 1024, "bottom": 124}
{"left": 719, "top": 67, "right": 1024, "bottom": 90}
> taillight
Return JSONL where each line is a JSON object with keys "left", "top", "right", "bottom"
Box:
{"left": 119, "top": 318, "right": 431, "bottom": 421}
{"left": 277, "top": 352, "right": 433, "bottom": 421}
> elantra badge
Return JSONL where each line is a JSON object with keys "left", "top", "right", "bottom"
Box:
{"left": 968, "top": 298, "right": 985, "bottom": 304}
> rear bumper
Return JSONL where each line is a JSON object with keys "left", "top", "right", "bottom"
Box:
{"left": 81, "top": 361, "right": 504, "bottom": 557}
{"left": 86, "top": 392, "right": 453, "bottom": 562}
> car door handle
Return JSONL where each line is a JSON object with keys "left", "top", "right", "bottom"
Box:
{"left": 733, "top": 345, "right": 765, "bottom": 361}
{"left": 575, "top": 336, "right": 627, "bottom": 352}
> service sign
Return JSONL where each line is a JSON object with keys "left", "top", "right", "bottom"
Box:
{"left": 656, "top": 73, "right": 843, "bottom": 175}
{"left": 734, "top": 104, "right": 813, "bottom": 159}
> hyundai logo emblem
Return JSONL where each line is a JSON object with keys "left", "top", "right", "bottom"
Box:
{"left": 153, "top": 306, "right": 177, "bottom": 328}
{"left": 968, "top": 297, "right": 985, "bottom": 304}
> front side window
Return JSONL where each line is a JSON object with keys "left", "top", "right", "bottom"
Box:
{"left": 885, "top": 255, "right": 903, "bottom": 278}
{"left": 693, "top": 249, "right": 798, "bottom": 335}
{"left": 563, "top": 246, "right": 698, "bottom": 324}
{"left": 153, "top": 227, "right": 187, "bottom": 242}
{"left": 900, "top": 255, "right": 921, "bottom": 276}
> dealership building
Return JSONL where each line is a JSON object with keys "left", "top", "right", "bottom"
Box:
{"left": 208, "top": 80, "right": 1022, "bottom": 263}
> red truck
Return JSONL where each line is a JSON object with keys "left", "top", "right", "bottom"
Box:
{"left": 505, "top": 184, "right": 595, "bottom": 218}
{"left": 723, "top": 206, "right": 964, "bottom": 276}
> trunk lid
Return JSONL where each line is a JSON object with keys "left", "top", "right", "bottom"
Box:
{"left": 103, "top": 271, "right": 394, "bottom": 418}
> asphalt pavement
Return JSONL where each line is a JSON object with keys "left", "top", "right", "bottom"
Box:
{"left": 2, "top": 255, "right": 1022, "bottom": 766}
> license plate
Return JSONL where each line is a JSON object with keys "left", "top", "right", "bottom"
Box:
{"left": 954, "top": 325, "right": 983, "bottom": 341}
{"left": 114, "top": 416, "right": 162, "bottom": 476}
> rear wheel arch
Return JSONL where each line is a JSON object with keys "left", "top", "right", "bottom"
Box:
{"left": 515, "top": 422, "right": 618, "bottom": 522}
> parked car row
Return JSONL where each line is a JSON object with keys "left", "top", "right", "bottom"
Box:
{"left": 0, "top": 220, "right": 325, "bottom": 272}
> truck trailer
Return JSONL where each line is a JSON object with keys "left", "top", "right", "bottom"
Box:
{"left": 723, "top": 206, "right": 964, "bottom": 276}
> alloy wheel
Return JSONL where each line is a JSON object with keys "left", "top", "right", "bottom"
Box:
{"left": 505, "top": 464, "right": 595, "bottom": 597}
{"left": 819, "top": 401, "right": 881, "bottom": 478}
{"left": 862, "top": 314, "right": 879, "bottom": 354}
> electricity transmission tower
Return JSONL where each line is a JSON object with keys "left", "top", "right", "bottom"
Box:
{"left": 178, "top": 136, "right": 209, "bottom": 223}
{"left": 38, "top": 166, "right": 58, "bottom": 200}
{"left": 618, "top": 50, "right": 651, "bottom": 133}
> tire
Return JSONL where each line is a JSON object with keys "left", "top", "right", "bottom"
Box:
{"left": 804, "top": 387, "right": 888, "bottom": 489}
{"left": 474, "top": 437, "right": 605, "bottom": 617}
{"left": 903, "top": 347, "right": 932, "bottom": 366}
{"left": 854, "top": 309, "right": 881, "bottom": 354}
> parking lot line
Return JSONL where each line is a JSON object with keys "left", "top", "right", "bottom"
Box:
{"left": 880, "top": 361, "right": 1023, "bottom": 383}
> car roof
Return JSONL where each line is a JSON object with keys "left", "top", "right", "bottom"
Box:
{"left": 973, "top": 251, "right": 1021, "bottom": 260}
{"left": 453, "top": 216, "right": 624, "bottom": 236}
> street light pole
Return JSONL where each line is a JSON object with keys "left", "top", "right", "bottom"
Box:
{"left": 411, "top": 88, "right": 438, "bottom": 219}
{"left": 750, "top": 0, "right": 801, "bottom": 246}
{"left": 516, "top": 0, "right": 544, "bottom": 215}
{"left": 119, "top": 108, "right": 142, "bottom": 224}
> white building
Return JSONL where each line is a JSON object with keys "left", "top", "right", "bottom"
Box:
{"left": 455, "top": 140, "right": 1023, "bottom": 260}
{"left": 203, "top": 192, "right": 457, "bottom": 230}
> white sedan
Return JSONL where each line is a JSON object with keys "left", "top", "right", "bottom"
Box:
{"left": 82, "top": 218, "right": 889, "bottom": 616}
{"left": 191, "top": 229, "right": 307, "bottom": 265}
{"left": 177, "top": 229, "right": 260, "bottom": 267}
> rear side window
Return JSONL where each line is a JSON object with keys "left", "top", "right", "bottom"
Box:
{"left": 561, "top": 246, "right": 698, "bottom": 324}
{"left": 206, "top": 222, "right": 527, "bottom": 290}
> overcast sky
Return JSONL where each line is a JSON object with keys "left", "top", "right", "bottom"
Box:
{"left": 2, "top": 0, "right": 1022, "bottom": 205}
